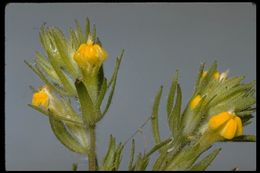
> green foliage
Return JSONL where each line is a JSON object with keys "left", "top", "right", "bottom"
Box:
{"left": 75, "top": 79, "right": 99, "bottom": 125}
{"left": 49, "top": 117, "right": 87, "bottom": 154}
{"left": 167, "top": 70, "right": 179, "bottom": 116}
{"left": 128, "top": 139, "right": 135, "bottom": 170}
{"left": 100, "top": 135, "right": 124, "bottom": 171}
{"left": 190, "top": 148, "right": 221, "bottom": 171}
{"left": 168, "top": 84, "right": 182, "bottom": 138}
{"left": 101, "top": 50, "right": 124, "bottom": 117}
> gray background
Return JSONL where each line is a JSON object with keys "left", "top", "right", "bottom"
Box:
{"left": 5, "top": 3, "right": 256, "bottom": 171}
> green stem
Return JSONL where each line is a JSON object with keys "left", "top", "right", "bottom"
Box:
{"left": 88, "top": 125, "right": 97, "bottom": 171}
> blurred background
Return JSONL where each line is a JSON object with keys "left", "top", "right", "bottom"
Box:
{"left": 5, "top": 3, "right": 256, "bottom": 171}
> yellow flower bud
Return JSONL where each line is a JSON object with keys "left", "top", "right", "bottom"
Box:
{"left": 73, "top": 39, "right": 108, "bottom": 70}
{"left": 32, "top": 87, "right": 50, "bottom": 108}
{"left": 190, "top": 95, "right": 202, "bottom": 109}
{"left": 202, "top": 71, "right": 208, "bottom": 78}
{"left": 202, "top": 70, "right": 228, "bottom": 81}
{"left": 208, "top": 112, "right": 243, "bottom": 140}
{"left": 213, "top": 71, "right": 220, "bottom": 80}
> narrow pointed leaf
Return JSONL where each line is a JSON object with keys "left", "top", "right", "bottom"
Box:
{"left": 108, "top": 49, "right": 124, "bottom": 88}
{"left": 25, "top": 60, "right": 68, "bottom": 96}
{"left": 75, "top": 79, "right": 97, "bottom": 125}
{"left": 75, "top": 19, "right": 84, "bottom": 44}
{"left": 134, "top": 153, "right": 150, "bottom": 171}
{"left": 151, "top": 86, "right": 163, "bottom": 145}
{"left": 28, "top": 104, "right": 84, "bottom": 126}
{"left": 190, "top": 148, "right": 221, "bottom": 171}
{"left": 35, "top": 51, "right": 61, "bottom": 83}
{"left": 96, "top": 78, "right": 108, "bottom": 109}
{"left": 194, "top": 63, "right": 205, "bottom": 92}
{"left": 169, "top": 84, "right": 182, "bottom": 137}
{"left": 152, "top": 152, "right": 168, "bottom": 170}
{"left": 133, "top": 153, "right": 143, "bottom": 171}
{"left": 207, "top": 76, "right": 245, "bottom": 101}
{"left": 96, "top": 37, "right": 102, "bottom": 47}
{"left": 49, "top": 117, "right": 87, "bottom": 154}
{"left": 145, "top": 138, "right": 172, "bottom": 158}
{"left": 102, "top": 50, "right": 124, "bottom": 116}
{"left": 85, "top": 17, "right": 90, "bottom": 41}
{"left": 102, "top": 135, "right": 114, "bottom": 165}
{"left": 140, "top": 157, "right": 150, "bottom": 170}
{"left": 223, "top": 135, "right": 256, "bottom": 142}
{"left": 210, "top": 81, "right": 256, "bottom": 107}
{"left": 113, "top": 143, "right": 124, "bottom": 170}
{"left": 69, "top": 28, "right": 80, "bottom": 50}
{"left": 197, "top": 62, "right": 217, "bottom": 93}
{"left": 97, "top": 65, "right": 104, "bottom": 91}
{"left": 167, "top": 71, "right": 178, "bottom": 116}
{"left": 128, "top": 139, "right": 135, "bottom": 170}
{"left": 236, "top": 107, "right": 256, "bottom": 116}
{"left": 101, "top": 135, "right": 116, "bottom": 170}
{"left": 28, "top": 104, "right": 49, "bottom": 116}
{"left": 35, "top": 51, "right": 52, "bottom": 71}
{"left": 46, "top": 48, "right": 76, "bottom": 95}
{"left": 92, "top": 24, "right": 96, "bottom": 42}
{"left": 51, "top": 28, "right": 78, "bottom": 78}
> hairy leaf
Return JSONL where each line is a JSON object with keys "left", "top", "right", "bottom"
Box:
{"left": 167, "top": 71, "right": 178, "bottom": 116}
{"left": 102, "top": 50, "right": 124, "bottom": 116}
{"left": 190, "top": 148, "right": 221, "bottom": 171}
{"left": 75, "top": 79, "right": 98, "bottom": 126}
{"left": 49, "top": 117, "right": 87, "bottom": 154}
{"left": 151, "top": 86, "right": 163, "bottom": 145}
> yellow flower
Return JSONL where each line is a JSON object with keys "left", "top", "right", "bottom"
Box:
{"left": 208, "top": 112, "right": 243, "bottom": 139}
{"left": 213, "top": 72, "right": 220, "bottom": 80}
{"left": 202, "top": 71, "right": 208, "bottom": 78}
{"left": 190, "top": 95, "right": 202, "bottom": 109}
{"left": 73, "top": 38, "right": 108, "bottom": 70}
{"left": 32, "top": 86, "right": 50, "bottom": 108}
{"left": 202, "top": 71, "right": 220, "bottom": 80}
{"left": 202, "top": 70, "right": 229, "bottom": 81}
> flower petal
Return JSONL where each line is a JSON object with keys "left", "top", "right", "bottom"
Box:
{"left": 32, "top": 89, "right": 49, "bottom": 108}
{"left": 208, "top": 112, "right": 232, "bottom": 130}
{"left": 220, "top": 119, "right": 237, "bottom": 139}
